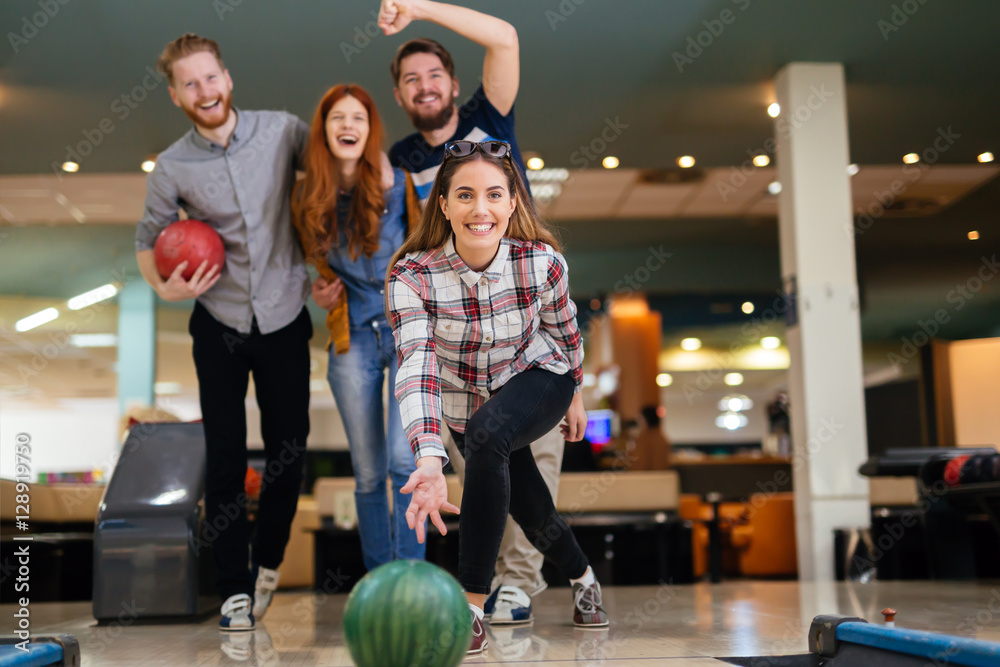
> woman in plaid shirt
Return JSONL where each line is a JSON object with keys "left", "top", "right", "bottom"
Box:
{"left": 386, "top": 140, "right": 609, "bottom": 653}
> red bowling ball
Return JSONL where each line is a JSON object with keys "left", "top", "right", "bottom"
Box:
{"left": 153, "top": 219, "right": 225, "bottom": 281}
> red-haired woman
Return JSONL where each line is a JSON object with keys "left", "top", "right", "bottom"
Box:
{"left": 292, "top": 84, "right": 421, "bottom": 570}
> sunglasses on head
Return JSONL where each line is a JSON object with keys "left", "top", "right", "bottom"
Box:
{"left": 443, "top": 140, "right": 512, "bottom": 160}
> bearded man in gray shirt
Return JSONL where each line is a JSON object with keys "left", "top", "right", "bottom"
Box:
{"left": 135, "top": 33, "right": 311, "bottom": 632}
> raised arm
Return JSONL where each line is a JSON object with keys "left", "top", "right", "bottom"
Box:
{"left": 378, "top": 0, "right": 519, "bottom": 115}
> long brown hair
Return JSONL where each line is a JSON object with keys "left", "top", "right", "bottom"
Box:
{"left": 386, "top": 151, "right": 560, "bottom": 289}
{"left": 292, "top": 84, "right": 386, "bottom": 263}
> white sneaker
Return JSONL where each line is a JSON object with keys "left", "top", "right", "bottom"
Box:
{"left": 252, "top": 566, "right": 280, "bottom": 620}
{"left": 219, "top": 593, "right": 254, "bottom": 632}
{"left": 489, "top": 585, "right": 533, "bottom": 625}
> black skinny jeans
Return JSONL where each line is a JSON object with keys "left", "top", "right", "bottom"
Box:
{"left": 451, "top": 368, "right": 590, "bottom": 594}
{"left": 189, "top": 303, "right": 312, "bottom": 601}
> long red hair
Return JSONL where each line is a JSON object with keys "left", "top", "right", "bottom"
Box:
{"left": 293, "top": 84, "right": 386, "bottom": 263}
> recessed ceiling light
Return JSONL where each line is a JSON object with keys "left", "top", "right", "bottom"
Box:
{"left": 741, "top": 301, "right": 754, "bottom": 314}
{"left": 677, "top": 155, "right": 695, "bottom": 169}
{"left": 903, "top": 153, "right": 920, "bottom": 164}
{"left": 724, "top": 372, "right": 744, "bottom": 386}
{"left": 847, "top": 163, "right": 860, "bottom": 176}
{"left": 968, "top": 230, "right": 980, "bottom": 241}
{"left": 752, "top": 155, "right": 770, "bottom": 167}
{"left": 681, "top": 337, "right": 702, "bottom": 351}
{"left": 978, "top": 152, "right": 994, "bottom": 163}
{"left": 602, "top": 156, "right": 620, "bottom": 169}
{"left": 767, "top": 103, "right": 780, "bottom": 118}
{"left": 761, "top": 336, "right": 780, "bottom": 349}
{"left": 62, "top": 161, "right": 80, "bottom": 173}
{"left": 656, "top": 373, "right": 673, "bottom": 387}
{"left": 526, "top": 156, "right": 544, "bottom": 170}
{"left": 141, "top": 160, "right": 156, "bottom": 173}
{"left": 768, "top": 181, "right": 782, "bottom": 195}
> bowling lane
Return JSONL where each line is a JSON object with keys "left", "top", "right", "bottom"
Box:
{"left": 9, "top": 580, "right": 1000, "bottom": 665}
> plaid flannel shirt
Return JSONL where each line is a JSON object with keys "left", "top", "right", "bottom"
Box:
{"left": 388, "top": 236, "right": 583, "bottom": 462}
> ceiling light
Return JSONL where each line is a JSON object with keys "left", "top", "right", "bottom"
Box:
{"left": 602, "top": 156, "right": 620, "bottom": 169}
{"left": 62, "top": 161, "right": 80, "bottom": 173}
{"left": 716, "top": 411, "right": 749, "bottom": 431}
{"left": 741, "top": 301, "right": 754, "bottom": 314}
{"left": 141, "top": 160, "right": 156, "bottom": 173}
{"left": 968, "top": 231, "right": 979, "bottom": 241}
{"left": 718, "top": 395, "right": 754, "bottom": 412}
{"left": 847, "top": 163, "right": 860, "bottom": 176}
{"left": 767, "top": 181, "right": 782, "bottom": 195}
{"left": 767, "top": 103, "right": 780, "bottom": 118}
{"left": 67, "top": 283, "right": 119, "bottom": 310}
{"left": 724, "top": 372, "right": 744, "bottom": 386}
{"left": 760, "top": 336, "right": 780, "bottom": 349}
{"left": 752, "top": 155, "right": 770, "bottom": 167}
{"left": 902, "top": 153, "right": 919, "bottom": 164}
{"left": 15, "top": 308, "right": 59, "bottom": 332}
{"left": 978, "top": 152, "right": 994, "bottom": 163}
{"left": 526, "top": 157, "right": 544, "bottom": 170}
{"left": 656, "top": 373, "right": 673, "bottom": 387}
{"left": 680, "top": 337, "right": 702, "bottom": 351}
{"left": 677, "top": 155, "right": 695, "bottom": 169}
{"left": 70, "top": 334, "right": 118, "bottom": 347}
{"left": 526, "top": 167, "right": 569, "bottom": 183}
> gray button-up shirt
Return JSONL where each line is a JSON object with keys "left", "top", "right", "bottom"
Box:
{"left": 136, "top": 109, "right": 311, "bottom": 334}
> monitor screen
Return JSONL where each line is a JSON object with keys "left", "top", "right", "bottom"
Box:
{"left": 585, "top": 409, "right": 615, "bottom": 446}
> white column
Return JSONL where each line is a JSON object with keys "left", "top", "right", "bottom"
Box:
{"left": 774, "top": 63, "right": 870, "bottom": 581}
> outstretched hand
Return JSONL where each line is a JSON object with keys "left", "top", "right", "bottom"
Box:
{"left": 399, "top": 456, "right": 460, "bottom": 543}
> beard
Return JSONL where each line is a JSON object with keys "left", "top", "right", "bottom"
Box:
{"left": 408, "top": 100, "right": 455, "bottom": 133}
{"left": 181, "top": 91, "right": 233, "bottom": 130}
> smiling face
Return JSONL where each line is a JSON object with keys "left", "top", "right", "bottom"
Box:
{"left": 394, "top": 52, "right": 458, "bottom": 132}
{"left": 325, "top": 95, "right": 370, "bottom": 163}
{"left": 439, "top": 159, "right": 515, "bottom": 269}
{"left": 168, "top": 51, "right": 233, "bottom": 130}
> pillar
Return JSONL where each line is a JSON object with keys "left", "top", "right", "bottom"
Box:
{"left": 774, "top": 63, "right": 870, "bottom": 581}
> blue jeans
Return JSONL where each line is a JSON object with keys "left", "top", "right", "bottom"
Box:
{"left": 327, "top": 318, "right": 425, "bottom": 569}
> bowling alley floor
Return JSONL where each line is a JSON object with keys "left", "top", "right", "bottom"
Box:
{"left": 12, "top": 580, "right": 1000, "bottom": 665}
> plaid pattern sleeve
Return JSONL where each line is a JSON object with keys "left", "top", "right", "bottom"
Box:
{"left": 387, "top": 263, "right": 449, "bottom": 463}
{"left": 539, "top": 252, "right": 584, "bottom": 392}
